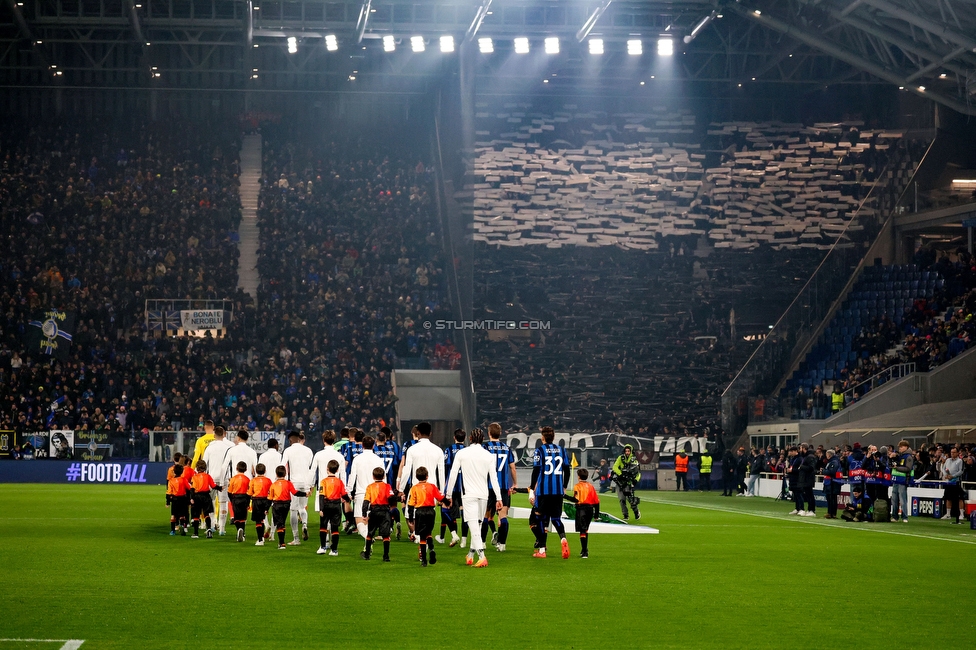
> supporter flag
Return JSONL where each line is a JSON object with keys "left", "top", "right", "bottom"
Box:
{"left": 27, "top": 309, "right": 76, "bottom": 360}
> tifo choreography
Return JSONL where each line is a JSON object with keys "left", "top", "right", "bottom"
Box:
{"left": 165, "top": 421, "right": 604, "bottom": 565}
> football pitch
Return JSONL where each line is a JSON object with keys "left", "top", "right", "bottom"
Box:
{"left": 2, "top": 485, "right": 975, "bottom": 649}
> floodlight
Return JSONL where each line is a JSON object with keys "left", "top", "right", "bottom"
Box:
{"left": 383, "top": 35, "right": 395, "bottom": 52}
{"left": 627, "top": 39, "right": 642, "bottom": 55}
{"left": 589, "top": 39, "right": 604, "bottom": 55}
{"left": 514, "top": 37, "right": 530, "bottom": 54}
{"left": 411, "top": 36, "right": 425, "bottom": 52}
{"left": 544, "top": 37, "right": 559, "bottom": 54}
{"left": 440, "top": 35, "right": 455, "bottom": 53}
{"left": 657, "top": 37, "right": 673, "bottom": 56}
{"left": 478, "top": 37, "right": 493, "bottom": 53}
{"left": 325, "top": 35, "right": 338, "bottom": 51}
{"left": 287, "top": 36, "right": 298, "bottom": 54}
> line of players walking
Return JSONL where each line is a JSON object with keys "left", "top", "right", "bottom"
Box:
{"left": 165, "top": 422, "right": 603, "bottom": 566}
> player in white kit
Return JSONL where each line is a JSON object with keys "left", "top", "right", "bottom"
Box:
{"left": 310, "top": 430, "right": 347, "bottom": 549}
{"left": 345, "top": 435, "right": 384, "bottom": 539}
{"left": 397, "top": 423, "right": 445, "bottom": 494}
{"left": 201, "top": 426, "right": 236, "bottom": 535}
{"left": 281, "top": 431, "right": 314, "bottom": 544}
{"left": 446, "top": 429, "right": 502, "bottom": 568}
{"left": 228, "top": 430, "right": 259, "bottom": 477}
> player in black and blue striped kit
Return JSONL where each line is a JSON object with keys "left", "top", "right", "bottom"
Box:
{"left": 374, "top": 427, "right": 402, "bottom": 539}
{"left": 484, "top": 422, "right": 517, "bottom": 552}
{"left": 529, "top": 426, "right": 571, "bottom": 559}
{"left": 437, "top": 428, "right": 466, "bottom": 546}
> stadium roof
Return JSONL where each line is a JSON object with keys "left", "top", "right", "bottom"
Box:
{"left": 1, "top": 0, "right": 974, "bottom": 112}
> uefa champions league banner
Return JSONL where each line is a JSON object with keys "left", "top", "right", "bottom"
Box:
{"left": 246, "top": 430, "right": 284, "bottom": 454}
{"left": 0, "top": 460, "right": 171, "bottom": 484}
{"left": 186, "top": 429, "right": 281, "bottom": 454}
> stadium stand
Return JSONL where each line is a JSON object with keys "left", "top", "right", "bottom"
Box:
{"left": 251, "top": 129, "right": 452, "bottom": 436}
{"left": 472, "top": 246, "right": 821, "bottom": 436}
{"left": 467, "top": 105, "right": 926, "bottom": 436}
{"left": 469, "top": 105, "right": 923, "bottom": 250}
{"left": 0, "top": 123, "right": 450, "bottom": 454}
{"left": 0, "top": 121, "right": 245, "bottom": 443}
{"left": 0, "top": 111, "right": 933, "bottom": 450}
{"left": 786, "top": 252, "right": 976, "bottom": 417}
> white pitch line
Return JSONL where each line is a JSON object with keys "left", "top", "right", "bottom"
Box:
{"left": 0, "top": 641, "right": 85, "bottom": 649}
{"left": 643, "top": 497, "right": 976, "bottom": 546}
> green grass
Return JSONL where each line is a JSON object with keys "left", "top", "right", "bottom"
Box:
{"left": 1, "top": 486, "right": 975, "bottom": 649}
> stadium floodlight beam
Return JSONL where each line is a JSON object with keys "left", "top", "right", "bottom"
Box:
{"left": 514, "top": 37, "right": 530, "bottom": 54}
{"left": 589, "top": 38, "right": 604, "bottom": 54}
{"left": 325, "top": 34, "right": 338, "bottom": 51}
{"left": 683, "top": 10, "right": 716, "bottom": 44}
{"left": 478, "top": 37, "right": 493, "bottom": 53}
{"left": 657, "top": 37, "right": 673, "bottom": 56}
{"left": 354, "top": 0, "right": 372, "bottom": 44}
{"left": 383, "top": 35, "right": 395, "bottom": 52}
{"left": 627, "top": 39, "right": 642, "bottom": 55}
{"left": 245, "top": 0, "right": 253, "bottom": 49}
{"left": 440, "top": 35, "right": 455, "bottom": 53}
{"left": 465, "top": 0, "right": 492, "bottom": 42}
{"left": 287, "top": 36, "right": 298, "bottom": 54}
{"left": 411, "top": 36, "right": 425, "bottom": 52}
{"left": 576, "top": 0, "right": 612, "bottom": 42}
{"left": 127, "top": 0, "right": 146, "bottom": 44}
{"left": 544, "top": 37, "right": 559, "bottom": 54}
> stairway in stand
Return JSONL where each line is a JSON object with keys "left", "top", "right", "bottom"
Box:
{"left": 236, "top": 134, "right": 262, "bottom": 302}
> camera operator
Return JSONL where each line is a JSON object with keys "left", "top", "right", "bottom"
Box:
{"left": 612, "top": 444, "right": 641, "bottom": 521}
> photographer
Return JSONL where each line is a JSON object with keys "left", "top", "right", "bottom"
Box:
{"left": 612, "top": 444, "right": 641, "bottom": 521}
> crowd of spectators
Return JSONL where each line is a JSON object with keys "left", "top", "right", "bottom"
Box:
{"left": 728, "top": 440, "right": 976, "bottom": 491}
{"left": 0, "top": 111, "right": 939, "bottom": 459}
{"left": 473, "top": 243, "right": 821, "bottom": 436}
{"left": 0, "top": 121, "right": 452, "bottom": 456}
{"left": 250, "top": 128, "right": 453, "bottom": 436}
{"left": 0, "top": 120, "right": 245, "bottom": 446}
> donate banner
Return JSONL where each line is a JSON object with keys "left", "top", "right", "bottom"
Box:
{"left": 180, "top": 310, "right": 226, "bottom": 331}
{"left": 0, "top": 460, "right": 171, "bottom": 485}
